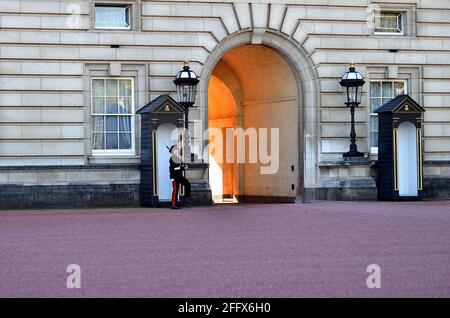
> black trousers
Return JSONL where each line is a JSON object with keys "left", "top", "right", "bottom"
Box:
{"left": 171, "top": 176, "right": 191, "bottom": 207}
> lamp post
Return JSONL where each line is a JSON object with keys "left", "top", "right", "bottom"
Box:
{"left": 339, "top": 63, "right": 365, "bottom": 158}
{"left": 173, "top": 60, "right": 199, "bottom": 162}
{"left": 173, "top": 60, "right": 199, "bottom": 130}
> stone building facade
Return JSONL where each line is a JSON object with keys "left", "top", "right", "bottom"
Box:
{"left": 0, "top": 0, "right": 449, "bottom": 208}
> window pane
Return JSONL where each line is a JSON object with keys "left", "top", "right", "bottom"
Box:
{"left": 397, "top": 14, "right": 403, "bottom": 32}
{"left": 106, "top": 116, "right": 118, "bottom": 131}
{"left": 119, "top": 97, "right": 132, "bottom": 114}
{"left": 119, "top": 133, "right": 132, "bottom": 149}
{"left": 371, "top": 116, "right": 379, "bottom": 131}
{"left": 382, "top": 82, "right": 392, "bottom": 98}
{"left": 394, "top": 82, "right": 405, "bottom": 96}
{"left": 370, "top": 82, "right": 381, "bottom": 97}
{"left": 125, "top": 7, "right": 130, "bottom": 26}
{"left": 119, "top": 80, "right": 132, "bottom": 96}
{"left": 105, "top": 97, "right": 119, "bottom": 114}
{"left": 95, "top": 6, "right": 128, "bottom": 29}
{"left": 106, "top": 79, "right": 118, "bottom": 97}
{"left": 371, "top": 131, "right": 379, "bottom": 147}
{"left": 371, "top": 97, "right": 382, "bottom": 112}
{"left": 92, "top": 79, "right": 104, "bottom": 97}
{"left": 375, "top": 12, "right": 401, "bottom": 33}
{"left": 92, "top": 133, "right": 105, "bottom": 150}
{"left": 106, "top": 133, "right": 118, "bottom": 149}
{"left": 92, "top": 97, "right": 105, "bottom": 114}
{"left": 119, "top": 116, "right": 131, "bottom": 132}
{"left": 92, "top": 115, "right": 105, "bottom": 132}
{"left": 382, "top": 15, "right": 397, "bottom": 29}
{"left": 374, "top": 16, "right": 382, "bottom": 27}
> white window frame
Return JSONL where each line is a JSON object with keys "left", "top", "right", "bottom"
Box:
{"left": 94, "top": 4, "right": 131, "bottom": 30}
{"left": 91, "top": 77, "right": 135, "bottom": 156}
{"left": 374, "top": 11, "right": 404, "bottom": 35}
{"left": 369, "top": 80, "right": 408, "bottom": 154}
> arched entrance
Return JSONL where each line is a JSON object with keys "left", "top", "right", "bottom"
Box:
{"left": 207, "top": 44, "right": 299, "bottom": 203}
{"left": 198, "top": 31, "right": 320, "bottom": 203}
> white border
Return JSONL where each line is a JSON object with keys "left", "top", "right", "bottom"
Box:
{"left": 94, "top": 5, "right": 131, "bottom": 30}
{"left": 373, "top": 12, "right": 404, "bottom": 36}
{"left": 91, "top": 77, "right": 136, "bottom": 156}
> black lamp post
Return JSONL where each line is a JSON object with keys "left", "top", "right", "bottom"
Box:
{"left": 339, "top": 63, "right": 365, "bottom": 158}
{"left": 173, "top": 60, "right": 199, "bottom": 130}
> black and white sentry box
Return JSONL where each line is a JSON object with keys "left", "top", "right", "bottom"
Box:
{"left": 136, "top": 94, "right": 185, "bottom": 206}
{"left": 375, "top": 94, "right": 426, "bottom": 201}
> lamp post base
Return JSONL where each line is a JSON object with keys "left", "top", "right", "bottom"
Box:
{"left": 343, "top": 151, "right": 365, "bottom": 158}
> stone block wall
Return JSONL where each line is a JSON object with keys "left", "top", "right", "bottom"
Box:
{"left": 0, "top": 0, "right": 450, "bottom": 205}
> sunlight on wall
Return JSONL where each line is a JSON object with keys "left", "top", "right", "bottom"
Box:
{"left": 208, "top": 75, "right": 238, "bottom": 201}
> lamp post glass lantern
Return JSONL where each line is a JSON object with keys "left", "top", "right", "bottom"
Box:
{"left": 173, "top": 61, "right": 199, "bottom": 129}
{"left": 339, "top": 63, "right": 365, "bottom": 158}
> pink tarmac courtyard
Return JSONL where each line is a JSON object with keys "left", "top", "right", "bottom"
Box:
{"left": 1, "top": 201, "right": 450, "bottom": 297}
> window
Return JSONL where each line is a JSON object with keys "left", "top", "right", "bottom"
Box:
{"left": 95, "top": 5, "right": 130, "bottom": 29}
{"left": 370, "top": 81, "right": 407, "bottom": 153}
{"left": 91, "top": 78, "right": 134, "bottom": 155}
{"left": 374, "top": 12, "right": 403, "bottom": 34}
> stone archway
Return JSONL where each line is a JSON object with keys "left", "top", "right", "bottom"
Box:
{"left": 198, "top": 30, "right": 320, "bottom": 202}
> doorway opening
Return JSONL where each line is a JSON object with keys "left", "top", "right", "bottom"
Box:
{"left": 397, "top": 121, "right": 418, "bottom": 197}
{"left": 207, "top": 44, "right": 299, "bottom": 203}
{"left": 156, "top": 122, "right": 179, "bottom": 201}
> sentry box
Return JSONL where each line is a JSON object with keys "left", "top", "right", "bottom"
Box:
{"left": 136, "top": 94, "right": 186, "bottom": 206}
{"left": 375, "top": 94, "right": 425, "bottom": 201}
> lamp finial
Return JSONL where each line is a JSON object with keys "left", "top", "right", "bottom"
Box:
{"left": 349, "top": 62, "right": 356, "bottom": 71}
